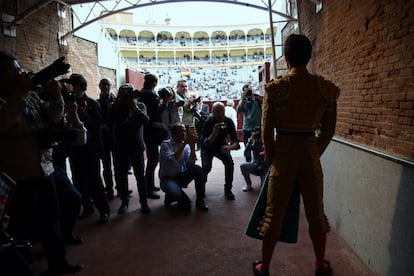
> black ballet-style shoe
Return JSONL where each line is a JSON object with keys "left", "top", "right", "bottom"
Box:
{"left": 196, "top": 199, "right": 209, "bottom": 212}
{"left": 140, "top": 205, "right": 151, "bottom": 214}
{"left": 252, "top": 260, "right": 269, "bottom": 276}
{"left": 79, "top": 207, "right": 95, "bottom": 219}
{"left": 118, "top": 201, "right": 129, "bottom": 214}
{"left": 315, "top": 260, "right": 333, "bottom": 276}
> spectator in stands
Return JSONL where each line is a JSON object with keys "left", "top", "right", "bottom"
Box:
{"left": 201, "top": 102, "right": 240, "bottom": 200}
{"left": 240, "top": 126, "right": 267, "bottom": 191}
{"left": 236, "top": 84, "right": 262, "bottom": 162}
{"left": 67, "top": 73, "right": 110, "bottom": 224}
{"left": 252, "top": 34, "right": 340, "bottom": 276}
{"left": 97, "top": 78, "right": 116, "bottom": 200}
{"left": 225, "top": 99, "right": 238, "bottom": 129}
{"left": 139, "top": 73, "right": 162, "bottom": 199}
{"left": 0, "top": 51, "right": 83, "bottom": 274}
{"left": 159, "top": 124, "right": 208, "bottom": 211}
{"left": 158, "top": 86, "right": 180, "bottom": 136}
{"left": 112, "top": 84, "right": 151, "bottom": 214}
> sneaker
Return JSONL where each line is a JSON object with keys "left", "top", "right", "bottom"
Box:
{"left": 98, "top": 213, "right": 110, "bottom": 224}
{"left": 140, "top": 206, "right": 151, "bottom": 214}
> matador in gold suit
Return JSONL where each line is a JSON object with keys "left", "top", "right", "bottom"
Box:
{"left": 252, "top": 34, "right": 340, "bottom": 276}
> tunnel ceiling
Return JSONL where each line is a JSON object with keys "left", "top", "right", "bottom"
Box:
{"left": 16, "top": 0, "right": 295, "bottom": 37}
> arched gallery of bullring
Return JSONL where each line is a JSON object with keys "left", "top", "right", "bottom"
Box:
{"left": 0, "top": 1, "right": 413, "bottom": 275}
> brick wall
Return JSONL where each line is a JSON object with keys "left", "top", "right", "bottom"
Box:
{"left": 297, "top": 0, "right": 414, "bottom": 161}
{"left": 66, "top": 36, "right": 100, "bottom": 98}
{"left": 0, "top": 2, "right": 116, "bottom": 100}
{"left": 0, "top": 2, "right": 61, "bottom": 72}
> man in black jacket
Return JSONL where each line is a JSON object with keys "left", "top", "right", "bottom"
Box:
{"left": 68, "top": 73, "right": 110, "bottom": 223}
{"left": 139, "top": 73, "right": 164, "bottom": 200}
{"left": 97, "top": 78, "right": 116, "bottom": 200}
{"left": 201, "top": 102, "right": 240, "bottom": 200}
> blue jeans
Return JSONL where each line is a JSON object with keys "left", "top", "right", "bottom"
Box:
{"left": 240, "top": 162, "right": 267, "bottom": 186}
{"left": 160, "top": 165, "right": 205, "bottom": 203}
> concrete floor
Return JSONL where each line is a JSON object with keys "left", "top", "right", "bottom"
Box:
{"left": 33, "top": 147, "right": 375, "bottom": 276}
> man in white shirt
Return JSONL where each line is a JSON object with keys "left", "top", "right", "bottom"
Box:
{"left": 225, "top": 99, "right": 238, "bottom": 129}
{"left": 175, "top": 79, "right": 199, "bottom": 127}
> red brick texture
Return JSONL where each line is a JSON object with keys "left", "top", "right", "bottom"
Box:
{"left": 297, "top": 0, "right": 414, "bottom": 160}
{"left": 0, "top": 2, "right": 115, "bottom": 99}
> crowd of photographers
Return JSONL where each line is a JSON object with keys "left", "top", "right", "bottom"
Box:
{"left": 0, "top": 51, "right": 266, "bottom": 275}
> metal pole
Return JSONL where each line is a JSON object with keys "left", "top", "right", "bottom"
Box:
{"left": 268, "top": 0, "right": 277, "bottom": 77}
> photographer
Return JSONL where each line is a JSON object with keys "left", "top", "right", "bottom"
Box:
{"left": 139, "top": 73, "right": 163, "bottom": 199}
{"left": 0, "top": 51, "right": 83, "bottom": 274}
{"left": 201, "top": 102, "right": 240, "bottom": 200}
{"left": 112, "top": 84, "right": 151, "bottom": 214}
{"left": 43, "top": 79, "right": 85, "bottom": 247}
{"left": 159, "top": 124, "right": 208, "bottom": 211}
{"left": 158, "top": 86, "right": 180, "bottom": 135}
{"left": 175, "top": 79, "right": 200, "bottom": 127}
{"left": 97, "top": 78, "right": 116, "bottom": 200}
{"left": 236, "top": 84, "right": 263, "bottom": 162}
{"left": 67, "top": 73, "right": 110, "bottom": 224}
{"left": 240, "top": 126, "right": 268, "bottom": 191}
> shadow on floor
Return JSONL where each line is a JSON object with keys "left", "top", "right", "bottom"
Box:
{"left": 35, "top": 155, "right": 374, "bottom": 276}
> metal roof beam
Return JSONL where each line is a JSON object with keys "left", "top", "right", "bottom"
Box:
{"left": 62, "top": 0, "right": 296, "bottom": 39}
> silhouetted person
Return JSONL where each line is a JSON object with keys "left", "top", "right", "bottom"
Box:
{"left": 97, "top": 78, "right": 116, "bottom": 200}
{"left": 112, "top": 84, "right": 151, "bottom": 214}
{"left": 139, "top": 73, "right": 162, "bottom": 199}
{"left": 252, "top": 34, "right": 340, "bottom": 276}
{"left": 0, "top": 51, "right": 83, "bottom": 274}
{"left": 67, "top": 73, "right": 110, "bottom": 224}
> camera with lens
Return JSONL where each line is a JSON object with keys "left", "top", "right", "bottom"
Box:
{"left": 190, "top": 106, "right": 202, "bottom": 121}
{"left": 216, "top": 122, "right": 227, "bottom": 130}
{"left": 62, "top": 92, "right": 76, "bottom": 102}
{"left": 246, "top": 89, "right": 253, "bottom": 97}
{"left": 158, "top": 87, "right": 174, "bottom": 101}
{"left": 29, "top": 56, "right": 71, "bottom": 86}
{"left": 128, "top": 89, "right": 141, "bottom": 99}
{"left": 120, "top": 84, "right": 140, "bottom": 99}
{"left": 192, "top": 96, "right": 201, "bottom": 103}
{"left": 173, "top": 99, "right": 185, "bottom": 106}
